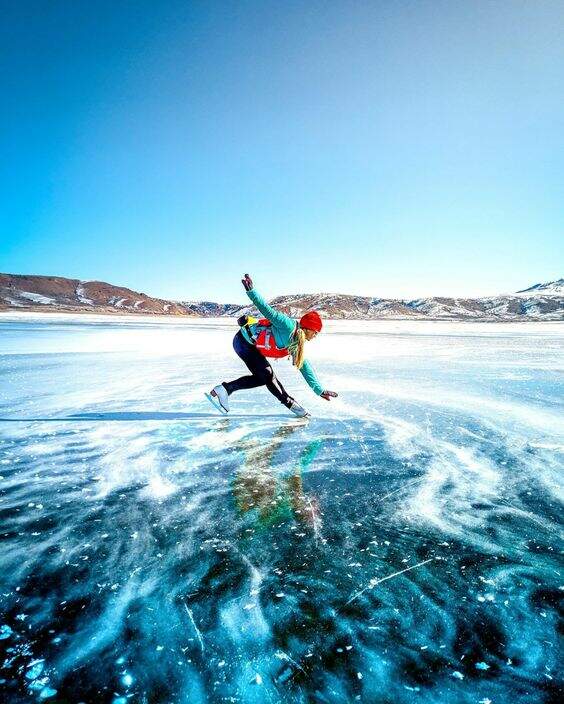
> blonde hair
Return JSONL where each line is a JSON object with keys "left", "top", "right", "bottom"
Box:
{"left": 289, "top": 326, "right": 306, "bottom": 369}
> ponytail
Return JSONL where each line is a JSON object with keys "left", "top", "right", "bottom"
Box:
{"left": 289, "top": 327, "right": 306, "bottom": 369}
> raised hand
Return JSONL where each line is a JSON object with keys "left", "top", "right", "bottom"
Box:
{"left": 320, "top": 390, "right": 338, "bottom": 401}
{"left": 242, "top": 273, "right": 254, "bottom": 291}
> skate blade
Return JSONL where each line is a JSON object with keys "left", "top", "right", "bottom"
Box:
{"left": 205, "top": 392, "right": 228, "bottom": 415}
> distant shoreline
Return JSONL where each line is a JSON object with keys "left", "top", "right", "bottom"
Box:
{"left": 0, "top": 306, "right": 198, "bottom": 319}
{"left": 1, "top": 309, "right": 562, "bottom": 325}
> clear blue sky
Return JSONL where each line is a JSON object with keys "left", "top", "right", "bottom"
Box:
{"left": 1, "top": 0, "right": 563, "bottom": 302}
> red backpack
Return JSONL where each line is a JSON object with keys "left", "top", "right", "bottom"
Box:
{"left": 254, "top": 318, "right": 290, "bottom": 358}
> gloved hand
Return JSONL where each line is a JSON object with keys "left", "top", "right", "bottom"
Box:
{"left": 242, "top": 273, "right": 253, "bottom": 291}
{"left": 321, "top": 390, "right": 338, "bottom": 401}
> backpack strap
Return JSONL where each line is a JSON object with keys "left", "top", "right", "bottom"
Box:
{"left": 256, "top": 329, "right": 271, "bottom": 350}
{"left": 253, "top": 318, "right": 272, "bottom": 347}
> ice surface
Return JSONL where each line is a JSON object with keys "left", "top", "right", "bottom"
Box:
{"left": 0, "top": 314, "right": 563, "bottom": 703}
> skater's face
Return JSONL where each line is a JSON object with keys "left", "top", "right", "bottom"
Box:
{"left": 302, "top": 327, "right": 319, "bottom": 341}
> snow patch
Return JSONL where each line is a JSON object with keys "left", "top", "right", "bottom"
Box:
{"left": 109, "top": 297, "right": 128, "bottom": 308}
{"left": 18, "top": 291, "right": 56, "bottom": 305}
{"left": 76, "top": 283, "right": 94, "bottom": 305}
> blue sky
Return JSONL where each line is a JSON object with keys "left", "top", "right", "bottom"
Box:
{"left": 1, "top": 0, "right": 563, "bottom": 302}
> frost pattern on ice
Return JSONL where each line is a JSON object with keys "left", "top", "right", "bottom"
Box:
{"left": 0, "top": 318, "right": 562, "bottom": 703}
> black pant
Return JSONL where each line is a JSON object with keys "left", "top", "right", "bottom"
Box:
{"left": 223, "top": 331, "right": 294, "bottom": 408}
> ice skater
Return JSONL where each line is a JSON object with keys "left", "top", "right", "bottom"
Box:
{"left": 206, "top": 274, "right": 338, "bottom": 418}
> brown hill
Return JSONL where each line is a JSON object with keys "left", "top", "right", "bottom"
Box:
{"left": 0, "top": 274, "right": 194, "bottom": 316}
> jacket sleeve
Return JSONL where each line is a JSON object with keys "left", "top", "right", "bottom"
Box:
{"left": 299, "top": 359, "right": 324, "bottom": 395}
{"left": 246, "top": 287, "right": 295, "bottom": 338}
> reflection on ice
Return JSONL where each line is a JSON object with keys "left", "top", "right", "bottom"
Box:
{"left": 0, "top": 317, "right": 562, "bottom": 703}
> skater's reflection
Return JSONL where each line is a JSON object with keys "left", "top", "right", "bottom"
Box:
{"left": 232, "top": 424, "right": 323, "bottom": 531}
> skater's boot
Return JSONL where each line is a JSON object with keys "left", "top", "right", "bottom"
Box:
{"left": 207, "top": 384, "right": 230, "bottom": 414}
{"left": 289, "top": 400, "right": 310, "bottom": 418}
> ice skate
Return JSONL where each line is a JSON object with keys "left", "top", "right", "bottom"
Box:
{"left": 205, "top": 384, "right": 229, "bottom": 414}
{"left": 289, "top": 400, "right": 310, "bottom": 418}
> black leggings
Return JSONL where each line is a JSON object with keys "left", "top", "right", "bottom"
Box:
{"left": 223, "top": 331, "right": 294, "bottom": 408}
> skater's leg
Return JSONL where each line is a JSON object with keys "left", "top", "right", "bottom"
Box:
{"left": 224, "top": 332, "right": 293, "bottom": 407}
{"left": 222, "top": 332, "right": 265, "bottom": 394}
{"left": 265, "top": 371, "right": 293, "bottom": 407}
{"left": 223, "top": 374, "right": 264, "bottom": 394}
{"left": 222, "top": 332, "right": 267, "bottom": 395}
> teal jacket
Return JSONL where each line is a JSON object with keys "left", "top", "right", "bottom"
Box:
{"left": 241, "top": 288, "right": 324, "bottom": 396}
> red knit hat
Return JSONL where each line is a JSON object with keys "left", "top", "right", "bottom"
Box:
{"left": 299, "top": 311, "right": 323, "bottom": 332}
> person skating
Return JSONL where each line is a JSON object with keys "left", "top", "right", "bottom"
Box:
{"left": 206, "top": 274, "right": 338, "bottom": 417}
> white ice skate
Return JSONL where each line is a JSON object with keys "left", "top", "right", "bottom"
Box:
{"left": 289, "top": 400, "right": 310, "bottom": 418}
{"left": 205, "top": 384, "right": 229, "bottom": 414}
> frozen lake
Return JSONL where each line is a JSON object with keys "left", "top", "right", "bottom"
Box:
{"left": 1, "top": 315, "right": 562, "bottom": 703}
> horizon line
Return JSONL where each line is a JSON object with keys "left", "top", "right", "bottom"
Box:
{"left": 1, "top": 271, "right": 562, "bottom": 303}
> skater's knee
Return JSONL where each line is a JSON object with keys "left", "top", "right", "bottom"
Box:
{"left": 256, "top": 366, "right": 274, "bottom": 382}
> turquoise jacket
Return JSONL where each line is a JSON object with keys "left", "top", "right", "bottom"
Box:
{"left": 241, "top": 288, "right": 324, "bottom": 396}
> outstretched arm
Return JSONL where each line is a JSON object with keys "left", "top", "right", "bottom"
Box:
{"left": 299, "top": 359, "right": 324, "bottom": 395}
{"left": 241, "top": 273, "right": 295, "bottom": 335}
{"left": 299, "top": 360, "right": 339, "bottom": 400}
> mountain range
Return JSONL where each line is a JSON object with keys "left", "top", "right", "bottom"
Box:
{"left": 1, "top": 273, "right": 562, "bottom": 321}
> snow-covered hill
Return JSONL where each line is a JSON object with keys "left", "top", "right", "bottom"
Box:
{"left": 516, "top": 278, "right": 564, "bottom": 296}
{"left": 179, "top": 301, "right": 243, "bottom": 317}
{"left": 259, "top": 287, "right": 564, "bottom": 320}
{"left": 1, "top": 273, "right": 562, "bottom": 320}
